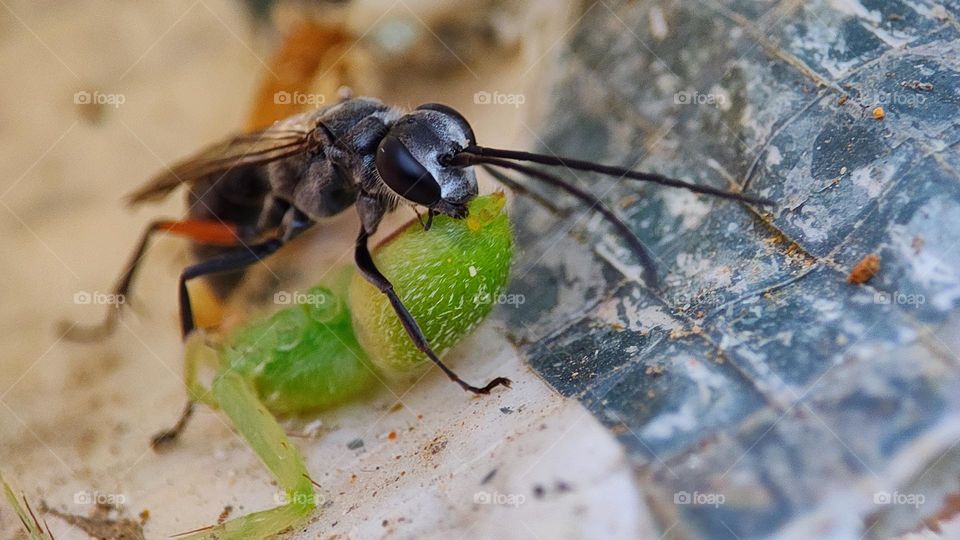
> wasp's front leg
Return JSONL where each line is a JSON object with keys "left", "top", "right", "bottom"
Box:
{"left": 352, "top": 193, "right": 510, "bottom": 394}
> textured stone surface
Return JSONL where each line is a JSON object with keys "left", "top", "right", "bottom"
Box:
{"left": 507, "top": 1, "right": 960, "bottom": 537}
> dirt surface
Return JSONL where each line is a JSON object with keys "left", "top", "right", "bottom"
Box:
{"left": 0, "top": 1, "right": 649, "bottom": 538}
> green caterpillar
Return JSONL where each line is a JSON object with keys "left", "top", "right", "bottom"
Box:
{"left": 176, "top": 193, "right": 513, "bottom": 538}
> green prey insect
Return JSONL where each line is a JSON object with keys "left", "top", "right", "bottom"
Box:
{"left": 169, "top": 193, "right": 513, "bottom": 539}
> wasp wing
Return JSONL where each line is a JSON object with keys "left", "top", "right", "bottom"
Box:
{"left": 126, "top": 127, "right": 316, "bottom": 205}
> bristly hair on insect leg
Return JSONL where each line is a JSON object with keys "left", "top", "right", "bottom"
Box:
{"left": 453, "top": 146, "right": 776, "bottom": 288}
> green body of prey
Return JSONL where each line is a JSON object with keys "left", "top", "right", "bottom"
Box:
{"left": 176, "top": 193, "right": 513, "bottom": 539}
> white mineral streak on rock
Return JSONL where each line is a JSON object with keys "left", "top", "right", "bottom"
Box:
{"left": 790, "top": 22, "right": 859, "bottom": 78}
{"left": 867, "top": 25, "right": 910, "bottom": 48}
{"left": 674, "top": 254, "right": 734, "bottom": 292}
{"left": 642, "top": 401, "right": 698, "bottom": 439}
{"left": 718, "top": 333, "right": 797, "bottom": 402}
{"left": 792, "top": 210, "right": 830, "bottom": 244}
{"left": 826, "top": 0, "right": 881, "bottom": 23}
{"left": 849, "top": 164, "right": 887, "bottom": 199}
{"left": 642, "top": 355, "right": 729, "bottom": 439}
{"left": 908, "top": 1, "right": 948, "bottom": 20}
{"left": 811, "top": 298, "right": 843, "bottom": 322}
{"left": 890, "top": 198, "right": 960, "bottom": 310}
{"left": 595, "top": 240, "right": 646, "bottom": 283}
{"left": 663, "top": 188, "right": 712, "bottom": 230}
{"left": 766, "top": 145, "right": 783, "bottom": 167}
{"left": 596, "top": 293, "right": 681, "bottom": 334}
{"left": 675, "top": 252, "right": 712, "bottom": 278}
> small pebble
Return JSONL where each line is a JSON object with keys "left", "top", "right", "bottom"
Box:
{"left": 347, "top": 438, "right": 364, "bottom": 450}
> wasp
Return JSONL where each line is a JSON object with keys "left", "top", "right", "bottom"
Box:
{"left": 63, "top": 96, "right": 772, "bottom": 444}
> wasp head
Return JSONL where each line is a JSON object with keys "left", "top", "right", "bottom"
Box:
{"left": 375, "top": 103, "right": 478, "bottom": 218}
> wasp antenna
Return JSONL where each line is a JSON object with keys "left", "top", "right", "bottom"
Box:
{"left": 455, "top": 153, "right": 660, "bottom": 288}
{"left": 479, "top": 164, "right": 565, "bottom": 216}
{"left": 462, "top": 145, "right": 774, "bottom": 206}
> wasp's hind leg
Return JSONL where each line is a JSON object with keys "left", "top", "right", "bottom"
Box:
{"left": 58, "top": 219, "right": 243, "bottom": 342}
{"left": 152, "top": 211, "right": 314, "bottom": 448}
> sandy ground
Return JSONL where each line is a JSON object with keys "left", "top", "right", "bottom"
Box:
{"left": 0, "top": 1, "right": 650, "bottom": 538}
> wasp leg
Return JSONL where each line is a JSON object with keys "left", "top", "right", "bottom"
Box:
{"left": 178, "top": 208, "right": 313, "bottom": 337}
{"left": 354, "top": 226, "right": 511, "bottom": 395}
{"left": 178, "top": 237, "right": 284, "bottom": 337}
{"left": 155, "top": 216, "right": 313, "bottom": 447}
{"left": 59, "top": 219, "right": 243, "bottom": 342}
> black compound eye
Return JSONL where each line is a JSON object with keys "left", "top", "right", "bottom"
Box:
{"left": 376, "top": 135, "right": 442, "bottom": 206}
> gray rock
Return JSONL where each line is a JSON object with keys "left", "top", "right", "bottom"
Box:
{"left": 504, "top": 1, "right": 960, "bottom": 537}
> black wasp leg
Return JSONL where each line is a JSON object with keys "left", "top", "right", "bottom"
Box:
{"left": 178, "top": 237, "right": 285, "bottom": 336}
{"left": 354, "top": 226, "right": 511, "bottom": 395}
{"left": 154, "top": 213, "right": 313, "bottom": 448}
{"left": 179, "top": 209, "right": 313, "bottom": 337}
{"left": 153, "top": 237, "right": 284, "bottom": 448}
